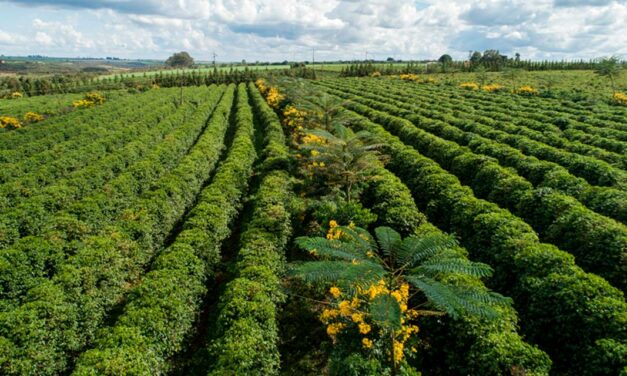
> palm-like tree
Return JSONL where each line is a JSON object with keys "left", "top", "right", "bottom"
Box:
{"left": 299, "top": 94, "right": 353, "bottom": 130}
{"left": 291, "top": 225, "right": 510, "bottom": 374}
{"left": 595, "top": 56, "right": 622, "bottom": 95}
{"left": 300, "top": 124, "right": 386, "bottom": 202}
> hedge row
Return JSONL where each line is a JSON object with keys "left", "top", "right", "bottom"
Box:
{"left": 361, "top": 165, "right": 552, "bottom": 375}
{"left": 422, "top": 82, "right": 627, "bottom": 156}
{"left": 319, "top": 94, "right": 626, "bottom": 375}
{"left": 206, "top": 169, "right": 292, "bottom": 375}
{"left": 0, "top": 87, "right": 216, "bottom": 228}
{"left": 0, "top": 85, "right": 226, "bottom": 307}
{"left": 394, "top": 79, "right": 627, "bottom": 154}
{"left": 318, "top": 84, "right": 627, "bottom": 291}
{"left": 417, "top": 80, "right": 627, "bottom": 139}
{"left": 0, "top": 91, "right": 176, "bottom": 186}
{"left": 0, "top": 85, "right": 236, "bottom": 375}
{"left": 322, "top": 80, "right": 627, "bottom": 224}
{"left": 355, "top": 78, "right": 626, "bottom": 167}
{"left": 247, "top": 82, "right": 290, "bottom": 171}
{"left": 0, "top": 90, "right": 163, "bottom": 159}
{"left": 73, "top": 83, "right": 257, "bottom": 375}
{"left": 203, "top": 84, "right": 293, "bottom": 375}
{"left": 320, "top": 80, "right": 627, "bottom": 189}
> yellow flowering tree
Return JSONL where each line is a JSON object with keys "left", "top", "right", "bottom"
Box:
{"left": 291, "top": 224, "right": 509, "bottom": 375}
{"left": 298, "top": 124, "right": 386, "bottom": 202}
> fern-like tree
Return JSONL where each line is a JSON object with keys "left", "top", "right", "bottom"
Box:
{"left": 595, "top": 56, "right": 622, "bottom": 95}
{"left": 299, "top": 93, "right": 352, "bottom": 130}
{"left": 300, "top": 124, "right": 386, "bottom": 202}
{"left": 291, "top": 225, "right": 510, "bottom": 375}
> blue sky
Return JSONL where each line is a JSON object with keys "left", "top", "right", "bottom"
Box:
{"left": 0, "top": 0, "right": 625, "bottom": 62}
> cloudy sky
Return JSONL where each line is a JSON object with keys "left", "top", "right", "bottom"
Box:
{"left": 0, "top": 0, "right": 625, "bottom": 62}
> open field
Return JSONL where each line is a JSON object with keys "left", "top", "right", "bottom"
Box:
{"left": 0, "top": 72, "right": 625, "bottom": 375}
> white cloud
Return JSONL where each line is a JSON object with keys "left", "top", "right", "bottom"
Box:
{"left": 0, "top": 0, "right": 625, "bottom": 60}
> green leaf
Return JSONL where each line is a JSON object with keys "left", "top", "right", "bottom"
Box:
{"left": 375, "top": 227, "right": 401, "bottom": 259}
{"left": 369, "top": 293, "right": 402, "bottom": 330}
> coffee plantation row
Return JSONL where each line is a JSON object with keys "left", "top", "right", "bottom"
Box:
{"left": 0, "top": 75, "right": 625, "bottom": 375}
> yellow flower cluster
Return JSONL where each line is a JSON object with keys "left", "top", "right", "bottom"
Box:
{"left": 326, "top": 220, "right": 343, "bottom": 240}
{"left": 255, "top": 78, "right": 268, "bottom": 95}
{"left": 265, "top": 87, "right": 284, "bottom": 109}
{"left": 459, "top": 82, "right": 479, "bottom": 90}
{"left": 516, "top": 85, "right": 538, "bottom": 96}
{"left": 73, "top": 99, "right": 95, "bottom": 108}
{"left": 612, "top": 92, "right": 627, "bottom": 106}
{"left": 0, "top": 116, "right": 22, "bottom": 129}
{"left": 84, "top": 92, "right": 105, "bottom": 105}
{"left": 283, "top": 105, "right": 306, "bottom": 130}
{"left": 73, "top": 92, "right": 106, "bottom": 109}
{"left": 320, "top": 278, "right": 421, "bottom": 363}
{"left": 309, "top": 161, "right": 326, "bottom": 169}
{"left": 326, "top": 322, "right": 346, "bottom": 337}
{"left": 371, "top": 71, "right": 382, "bottom": 77}
{"left": 399, "top": 74, "right": 420, "bottom": 82}
{"left": 10, "top": 92, "right": 22, "bottom": 99}
{"left": 481, "top": 83, "right": 504, "bottom": 92}
{"left": 23, "top": 112, "right": 44, "bottom": 123}
{"left": 302, "top": 133, "right": 325, "bottom": 144}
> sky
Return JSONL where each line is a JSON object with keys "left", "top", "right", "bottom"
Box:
{"left": 0, "top": 0, "right": 625, "bottom": 62}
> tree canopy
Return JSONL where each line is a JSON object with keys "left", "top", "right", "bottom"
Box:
{"left": 165, "top": 51, "right": 195, "bottom": 68}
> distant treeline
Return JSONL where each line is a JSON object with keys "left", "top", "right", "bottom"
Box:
{"left": 0, "top": 68, "right": 261, "bottom": 98}
{"left": 340, "top": 57, "right": 627, "bottom": 77}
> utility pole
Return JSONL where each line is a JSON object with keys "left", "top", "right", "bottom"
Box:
{"left": 212, "top": 52, "right": 217, "bottom": 68}
{"left": 365, "top": 51, "right": 368, "bottom": 62}
{"left": 312, "top": 48, "right": 315, "bottom": 73}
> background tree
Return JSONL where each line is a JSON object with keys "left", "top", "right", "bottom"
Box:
{"left": 594, "top": 55, "right": 622, "bottom": 95}
{"left": 438, "top": 54, "right": 453, "bottom": 65}
{"left": 469, "top": 51, "right": 482, "bottom": 66}
{"left": 165, "top": 51, "right": 195, "bottom": 68}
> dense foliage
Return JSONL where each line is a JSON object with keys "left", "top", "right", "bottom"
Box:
{"left": 0, "top": 70, "right": 625, "bottom": 375}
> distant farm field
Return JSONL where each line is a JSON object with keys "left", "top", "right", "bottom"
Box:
{"left": 0, "top": 74, "right": 625, "bottom": 376}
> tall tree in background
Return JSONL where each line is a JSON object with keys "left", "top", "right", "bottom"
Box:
{"left": 165, "top": 51, "right": 195, "bottom": 68}
{"left": 595, "top": 56, "right": 622, "bottom": 95}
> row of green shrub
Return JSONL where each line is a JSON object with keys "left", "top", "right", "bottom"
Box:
{"left": 0, "top": 87, "right": 227, "bottom": 307}
{"left": 206, "top": 169, "right": 292, "bottom": 375}
{"left": 324, "top": 80, "right": 627, "bottom": 223}
{"left": 319, "top": 84, "right": 627, "bottom": 291}
{"left": 324, "top": 79, "right": 626, "bottom": 189}
{"left": 0, "top": 87, "right": 210, "bottom": 218}
{"left": 362, "top": 165, "right": 552, "bottom": 375}
{"left": 73, "top": 83, "right": 258, "bottom": 375}
{"left": 247, "top": 82, "right": 290, "bottom": 171}
{"left": 361, "top": 78, "right": 626, "bottom": 168}
{"left": 203, "top": 84, "right": 293, "bottom": 375}
{"left": 0, "top": 90, "right": 177, "bottom": 186}
{"left": 401, "top": 79, "right": 627, "bottom": 152}
{"left": 0, "top": 85, "right": 236, "bottom": 375}
{"left": 332, "top": 103, "right": 626, "bottom": 375}
{"left": 0, "top": 89, "right": 163, "bottom": 159}
{"left": 424, "top": 79, "right": 627, "bottom": 138}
